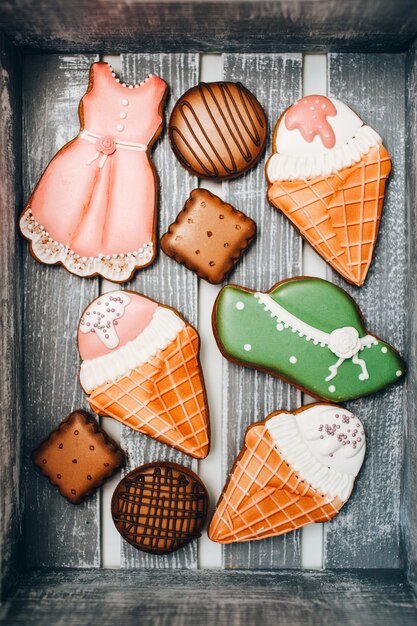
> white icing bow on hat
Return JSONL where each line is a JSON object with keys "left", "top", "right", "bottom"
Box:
{"left": 255, "top": 292, "right": 377, "bottom": 382}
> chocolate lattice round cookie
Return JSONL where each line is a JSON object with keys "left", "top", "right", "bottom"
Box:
{"left": 111, "top": 462, "right": 209, "bottom": 555}
{"left": 169, "top": 82, "right": 267, "bottom": 180}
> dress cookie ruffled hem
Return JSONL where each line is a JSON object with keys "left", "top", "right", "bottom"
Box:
{"left": 19, "top": 207, "right": 154, "bottom": 282}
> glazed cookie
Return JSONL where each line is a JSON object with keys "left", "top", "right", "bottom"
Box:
{"left": 20, "top": 62, "right": 167, "bottom": 282}
{"left": 32, "top": 410, "right": 125, "bottom": 504}
{"left": 169, "top": 82, "right": 267, "bottom": 179}
{"left": 266, "top": 96, "right": 391, "bottom": 286}
{"left": 77, "top": 290, "right": 210, "bottom": 459}
{"left": 160, "top": 188, "right": 257, "bottom": 284}
{"left": 209, "top": 404, "right": 365, "bottom": 543}
{"left": 213, "top": 277, "right": 405, "bottom": 402}
{"left": 112, "top": 462, "right": 209, "bottom": 555}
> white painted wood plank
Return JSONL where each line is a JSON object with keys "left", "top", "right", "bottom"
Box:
{"left": 300, "top": 53, "right": 328, "bottom": 570}
{"left": 325, "top": 53, "right": 407, "bottom": 568}
{"left": 99, "top": 54, "right": 123, "bottom": 570}
{"left": 119, "top": 53, "right": 199, "bottom": 569}
{"left": 196, "top": 54, "right": 224, "bottom": 570}
{"left": 221, "top": 53, "right": 303, "bottom": 569}
{"left": 21, "top": 54, "right": 101, "bottom": 568}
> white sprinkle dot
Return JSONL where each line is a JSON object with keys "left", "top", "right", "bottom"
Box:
{"left": 289, "top": 356, "right": 297, "bottom": 364}
{"left": 396, "top": 370, "right": 402, "bottom": 377}
{"left": 381, "top": 347, "right": 388, "bottom": 353}
{"left": 244, "top": 344, "right": 252, "bottom": 352}
{"left": 277, "top": 323, "right": 284, "bottom": 331}
{"left": 235, "top": 301, "right": 245, "bottom": 310}
{"left": 328, "top": 385, "right": 336, "bottom": 393}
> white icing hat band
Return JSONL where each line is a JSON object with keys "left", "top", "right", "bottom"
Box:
{"left": 254, "top": 292, "right": 377, "bottom": 382}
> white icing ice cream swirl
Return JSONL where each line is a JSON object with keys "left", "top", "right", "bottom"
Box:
{"left": 265, "top": 405, "right": 366, "bottom": 501}
{"left": 267, "top": 96, "right": 383, "bottom": 181}
{"left": 80, "top": 306, "right": 185, "bottom": 393}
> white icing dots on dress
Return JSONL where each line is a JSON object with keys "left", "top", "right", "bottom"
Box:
{"left": 121, "top": 98, "right": 129, "bottom": 106}
{"left": 119, "top": 112, "right": 127, "bottom": 119}
{"left": 79, "top": 293, "right": 131, "bottom": 349}
{"left": 381, "top": 346, "right": 388, "bottom": 353}
{"left": 328, "top": 385, "right": 336, "bottom": 393}
{"left": 244, "top": 344, "right": 252, "bottom": 352}
{"left": 116, "top": 123, "right": 125, "bottom": 132}
{"left": 289, "top": 356, "right": 297, "bottom": 364}
{"left": 235, "top": 301, "right": 245, "bottom": 310}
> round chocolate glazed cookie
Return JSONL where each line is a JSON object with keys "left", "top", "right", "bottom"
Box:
{"left": 169, "top": 82, "right": 267, "bottom": 180}
{"left": 111, "top": 462, "right": 209, "bottom": 555}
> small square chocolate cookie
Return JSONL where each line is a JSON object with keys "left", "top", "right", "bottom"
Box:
{"left": 160, "top": 189, "right": 257, "bottom": 284}
{"left": 32, "top": 410, "right": 125, "bottom": 504}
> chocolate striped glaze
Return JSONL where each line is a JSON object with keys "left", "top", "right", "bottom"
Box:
{"left": 112, "top": 462, "right": 209, "bottom": 555}
{"left": 169, "top": 81, "right": 267, "bottom": 180}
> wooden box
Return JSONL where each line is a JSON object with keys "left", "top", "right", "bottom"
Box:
{"left": 1, "top": 1, "right": 417, "bottom": 623}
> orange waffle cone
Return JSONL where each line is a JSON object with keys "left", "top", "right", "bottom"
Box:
{"left": 209, "top": 424, "right": 343, "bottom": 543}
{"left": 87, "top": 325, "right": 210, "bottom": 459}
{"left": 267, "top": 145, "right": 391, "bottom": 286}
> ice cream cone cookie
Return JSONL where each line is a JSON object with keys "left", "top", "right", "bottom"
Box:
{"left": 209, "top": 404, "right": 365, "bottom": 544}
{"left": 213, "top": 277, "right": 405, "bottom": 402}
{"left": 77, "top": 290, "right": 210, "bottom": 459}
{"left": 266, "top": 96, "right": 391, "bottom": 286}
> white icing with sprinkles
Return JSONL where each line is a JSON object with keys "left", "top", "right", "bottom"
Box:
{"left": 236, "top": 302, "right": 245, "bottom": 310}
{"left": 328, "top": 385, "right": 336, "bottom": 393}
{"left": 244, "top": 344, "right": 252, "bottom": 352}
{"left": 79, "top": 292, "right": 131, "bottom": 349}
{"left": 265, "top": 405, "right": 366, "bottom": 501}
{"left": 396, "top": 370, "right": 402, "bottom": 377}
{"left": 381, "top": 347, "right": 388, "bottom": 353}
{"left": 289, "top": 356, "right": 297, "bottom": 364}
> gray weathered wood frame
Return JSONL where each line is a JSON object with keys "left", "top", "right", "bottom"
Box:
{"left": 1, "top": 0, "right": 417, "bottom": 622}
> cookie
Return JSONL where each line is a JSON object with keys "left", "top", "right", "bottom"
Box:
{"left": 169, "top": 82, "right": 267, "bottom": 180}
{"left": 112, "top": 462, "right": 209, "bottom": 554}
{"left": 32, "top": 410, "right": 125, "bottom": 504}
{"left": 160, "top": 188, "right": 257, "bottom": 284}
{"left": 77, "top": 290, "right": 210, "bottom": 459}
{"left": 209, "top": 403, "right": 365, "bottom": 543}
{"left": 213, "top": 276, "right": 405, "bottom": 402}
{"left": 19, "top": 61, "right": 168, "bottom": 282}
{"left": 266, "top": 95, "right": 391, "bottom": 286}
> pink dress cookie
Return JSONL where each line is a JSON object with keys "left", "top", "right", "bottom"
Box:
{"left": 19, "top": 62, "right": 167, "bottom": 282}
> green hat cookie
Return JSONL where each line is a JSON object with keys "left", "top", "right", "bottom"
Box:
{"left": 213, "top": 277, "right": 405, "bottom": 402}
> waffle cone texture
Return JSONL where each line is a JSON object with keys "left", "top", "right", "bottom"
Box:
{"left": 209, "top": 423, "right": 344, "bottom": 543}
{"left": 87, "top": 325, "right": 210, "bottom": 459}
{"left": 267, "top": 145, "right": 391, "bottom": 286}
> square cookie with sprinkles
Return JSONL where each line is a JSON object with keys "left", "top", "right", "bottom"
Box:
{"left": 32, "top": 410, "right": 125, "bottom": 504}
{"left": 161, "top": 188, "right": 256, "bottom": 284}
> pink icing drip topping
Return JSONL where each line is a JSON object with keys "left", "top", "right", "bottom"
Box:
{"left": 78, "top": 291, "right": 158, "bottom": 360}
{"left": 285, "top": 95, "right": 337, "bottom": 149}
